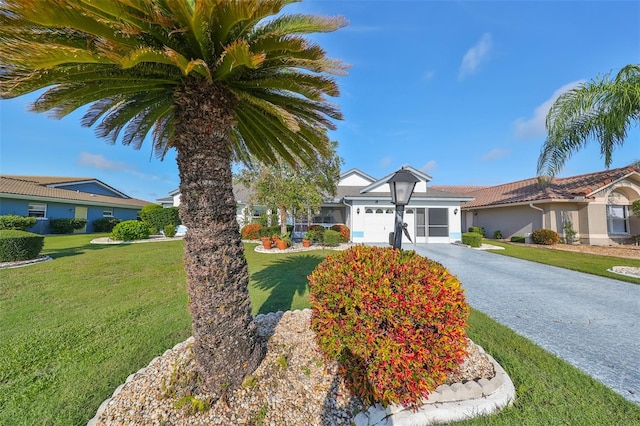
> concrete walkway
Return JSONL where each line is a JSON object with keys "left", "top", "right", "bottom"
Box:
{"left": 407, "top": 243, "right": 640, "bottom": 405}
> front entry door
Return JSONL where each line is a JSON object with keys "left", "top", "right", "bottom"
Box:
{"left": 74, "top": 206, "right": 88, "bottom": 233}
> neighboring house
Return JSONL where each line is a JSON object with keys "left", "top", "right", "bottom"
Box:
{"left": 161, "top": 166, "right": 474, "bottom": 244}
{"left": 0, "top": 175, "right": 150, "bottom": 234}
{"left": 451, "top": 166, "right": 640, "bottom": 246}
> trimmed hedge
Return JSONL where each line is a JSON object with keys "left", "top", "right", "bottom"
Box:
{"left": 110, "top": 220, "right": 150, "bottom": 241}
{"left": 510, "top": 236, "right": 526, "bottom": 243}
{"left": 462, "top": 232, "right": 483, "bottom": 248}
{"left": 309, "top": 246, "right": 469, "bottom": 408}
{"left": 93, "top": 217, "right": 121, "bottom": 233}
{"left": 0, "top": 215, "right": 37, "bottom": 231}
{"left": 48, "top": 218, "right": 87, "bottom": 234}
{"left": 330, "top": 224, "right": 350, "bottom": 242}
{"left": 140, "top": 206, "right": 180, "bottom": 231}
{"left": 322, "top": 229, "right": 341, "bottom": 247}
{"left": 531, "top": 229, "right": 560, "bottom": 245}
{"left": 468, "top": 226, "right": 485, "bottom": 237}
{"left": 0, "top": 230, "right": 45, "bottom": 262}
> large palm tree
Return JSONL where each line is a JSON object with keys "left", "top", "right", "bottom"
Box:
{"left": 0, "top": 0, "right": 347, "bottom": 399}
{"left": 538, "top": 64, "right": 640, "bottom": 177}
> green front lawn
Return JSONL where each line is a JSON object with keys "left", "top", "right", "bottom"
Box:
{"left": 1, "top": 235, "right": 638, "bottom": 424}
{"left": 483, "top": 240, "right": 640, "bottom": 285}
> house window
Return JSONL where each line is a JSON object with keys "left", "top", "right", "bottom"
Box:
{"left": 428, "top": 208, "right": 449, "bottom": 237}
{"left": 375, "top": 209, "right": 383, "bottom": 214}
{"left": 365, "top": 208, "right": 373, "bottom": 214}
{"left": 406, "top": 209, "right": 414, "bottom": 214}
{"left": 103, "top": 209, "right": 114, "bottom": 217}
{"left": 385, "top": 209, "right": 394, "bottom": 214}
{"left": 28, "top": 203, "right": 47, "bottom": 218}
{"left": 607, "top": 205, "right": 629, "bottom": 234}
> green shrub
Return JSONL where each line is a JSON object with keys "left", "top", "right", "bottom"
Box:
{"left": 493, "top": 230, "right": 502, "bottom": 239}
{"left": 92, "top": 217, "right": 121, "bottom": 233}
{"left": 531, "top": 229, "right": 560, "bottom": 245}
{"left": 163, "top": 225, "right": 177, "bottom": 238}
{"left": 309, "top": 246, "right": 469, "bottom": 408}
{"left": 462, "top": 232, "right": 482, "bottom": 247}
{"left": 148, "top": 227, "right": 158, "bottom": 236}
{"left": 140, "top": 206, "right": 180, "bottom": 231}
{"left": 468, "top": 226, "right": 485, "bottom": 237}
{"left": 49, "top": 218, "right": 87, "bottom": 234}
{"left": 308, "top": 224, "right": 326, "bottom": 232}
{"left": 241, "top": 223, "right": 262, "bottom": 240}
{"left": 510, "top": 235, "right": 526, "bottom": 243}
{"left": 322, "top": 230, "right": 341, "bottom": 247}
{"left": 258, "top": 226, "right": 281, "bottom": 238}
{"left": 110, "top": 220, "right": 150, "bottom": 241}
{"left": 0, "top": 230, "right": 45, "bottom": 262}
{"left": 330, "top": 224, "right": 350, "bottom": 242}
{"left": 0, "top": 215, "right": 37, "bottom": 231}
{"left": 304, "top": 229, "right": 323, "bottom": 243}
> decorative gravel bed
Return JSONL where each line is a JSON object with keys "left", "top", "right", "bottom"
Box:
{"left": 89, "top": 309, "right": 499, "bottom": 426}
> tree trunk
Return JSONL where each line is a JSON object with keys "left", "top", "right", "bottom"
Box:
{"left": 172, "top": 78, "right": 265, "bottom": 399}
{"left": 279, "top": 206, "right": 287, "bottom": 235}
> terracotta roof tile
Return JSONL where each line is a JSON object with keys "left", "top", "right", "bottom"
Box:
{"left": 462, "top": 166, "right": 639, "bottom": 209}
{"left": 0, "top": 175, "right": 150, "bottom": 208}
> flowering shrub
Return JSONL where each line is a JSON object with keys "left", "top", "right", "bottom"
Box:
{"left": 241, "top": 223, "right": 262, "bottom": 240}
{"left": 330, "top": 224, "right": 350, "bottom": 242}
{"left": 309, "top": 246, "right": 469, "bottom": 408}
{"left": 531, "top": 228, "right": 560, "bottom": 245}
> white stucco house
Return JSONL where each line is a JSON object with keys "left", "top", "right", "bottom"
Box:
{"left": 159, "top": 166, "right": 474, "bottom": 244}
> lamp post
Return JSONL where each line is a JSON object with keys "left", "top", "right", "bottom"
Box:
{"left": 388, "top": 167, "right": 419, "bottom": 249}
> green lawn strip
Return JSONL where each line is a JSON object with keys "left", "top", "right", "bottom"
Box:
{"left": 0, "top": 235, "right": 192, "bottom": 425}
{"left": 244, "top": 243, "right": 336, "bottom": 315}
{"left": 484, "top": 240, "right": 640, "bottom": 285}
{"left": 2, "top": 236, "right": 638, "bottom": 424}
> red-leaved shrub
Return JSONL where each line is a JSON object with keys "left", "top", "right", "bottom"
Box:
{"left": 330, "top": 224, "right": 350, "bottom": 242}
{"left": 531, "top": 228, "right": 560, "bottom": 245}
{"left": 309, "top": 246, "right": 469, "bottom": 408}
{"left": 241, "top": 223, "right": 262, "bottom": 240}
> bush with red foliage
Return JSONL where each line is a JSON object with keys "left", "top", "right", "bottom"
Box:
{"left": 241, "top": 223, "right": 262, "bottom": 240}
{"left": 531, "top": 228, "right": 560, "bottom": 245}
{"left": 309, "top": 245, "right": 469, "bottom": 408}
{"left": 330, "top": 224, "right": 350, "bottom": 242}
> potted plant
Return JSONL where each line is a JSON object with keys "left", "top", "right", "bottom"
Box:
{"left": 276, "top": 232, "right": 290, "bottom": 250}
{"left": 260, "top": 236, "right": 272, "bottom": 250}
{"left": 302, "top": 238, "right": 311, "bottom": 248}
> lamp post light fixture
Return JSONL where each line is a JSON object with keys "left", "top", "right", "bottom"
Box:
{"left": 388, "top": 167, "right": 420, "bottom": 249}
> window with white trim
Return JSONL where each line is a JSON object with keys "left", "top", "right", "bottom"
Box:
{"left": 28, "top": 203, "right": 47, "bottom": 218}
{"left": 103, "top": 209, "right": 114, "bottom": 217}
{"left": 607, "top": 205, "right": 629, "bottom": 234}
{"left": 428, "top": 208, "right": 449, "bottom": 237}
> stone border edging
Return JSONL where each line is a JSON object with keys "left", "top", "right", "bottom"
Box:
{"left": 352, "top": 344, "right": 515, "bottom": 426}
{"left": 88, "top": 310, "right": 515, "bottom": 426}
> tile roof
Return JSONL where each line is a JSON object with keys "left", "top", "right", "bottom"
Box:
{"left": 462, "top": 166, "right": 640, "bottom": 209}
{"left": 431, "top": 185, "right": 489, "bottom": 194}
{"left": 0, "top": 176, "right": 150, "bottom": 208}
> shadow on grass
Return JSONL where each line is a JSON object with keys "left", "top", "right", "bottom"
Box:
{"left": 42, "top": 241, "right": 116, "bottom": 260}
{"left": 251, "top": 255, "right": 324, "bottom": 315}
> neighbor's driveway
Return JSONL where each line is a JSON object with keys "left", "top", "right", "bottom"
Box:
{"left": 408, "top": 243, "right": 640, "bottom": 405}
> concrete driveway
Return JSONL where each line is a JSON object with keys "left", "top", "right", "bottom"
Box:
{"left": 407, "top": 243, "right": 640, "bottom": 405}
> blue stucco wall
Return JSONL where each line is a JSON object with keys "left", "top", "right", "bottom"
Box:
{"left": 0, "top": 197, "right": 140, "bottom": 234}
{"left": 59, "top": 182, "right": 121, "bottom": 197}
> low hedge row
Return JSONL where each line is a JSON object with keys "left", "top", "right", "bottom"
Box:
{"left": 0, "top": 230, "right": 44, "bottom": 262}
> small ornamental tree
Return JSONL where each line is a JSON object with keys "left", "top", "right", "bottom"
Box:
{"left": 309, "top": 246, "right": 469, "bottom": 408}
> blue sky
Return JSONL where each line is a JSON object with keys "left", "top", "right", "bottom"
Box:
{"left": 1, "top": 1, "right": 639, "bottom": 202}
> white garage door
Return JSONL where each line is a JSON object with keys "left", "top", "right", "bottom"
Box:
{"left": 363, "top": 207, "right": 395, "bottom": 243}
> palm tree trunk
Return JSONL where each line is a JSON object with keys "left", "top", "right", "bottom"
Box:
{"left": 172, "top": 78, "right": 265, "bottom": 398}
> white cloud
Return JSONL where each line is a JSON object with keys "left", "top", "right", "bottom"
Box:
{"left": 458, "top": 33, "right": 492, "bottom": 80}
{"left": 77, "top": 152, "right": 131, "bottom": 171}
{"left": 420, "top": 160, "right": 437, "bottom": 174}
{"left": 422, "top": 70, "right": 436, "bottom": 81}
{"left": 481, "top": 148, "right": 510, "bottom": 161}
{"left": 514, "top": 80, "right": 585, "bottom": 139}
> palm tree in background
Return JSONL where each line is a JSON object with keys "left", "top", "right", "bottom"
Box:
{"left": 538, "top": 64, "right": 640, "bottom": 177}
{"left": 0, "top": 0, "right": 347, "bottom": 399}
